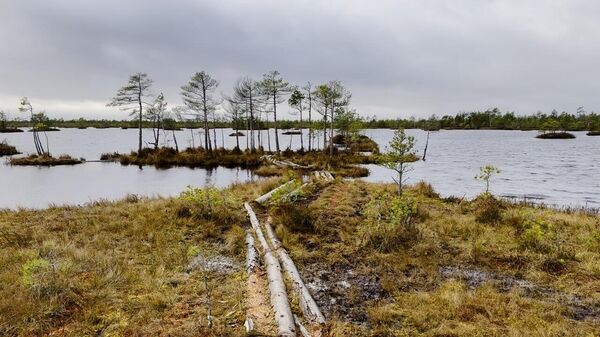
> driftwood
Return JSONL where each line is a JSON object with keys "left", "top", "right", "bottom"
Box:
{"left": 255, "top": 180, "right": 296, "bottom": 204}
{"left": 264, "top": 217, "right": 326, "bottom": 326}
{"left": 244, "top": 203, "right": 296, "bottom": 337}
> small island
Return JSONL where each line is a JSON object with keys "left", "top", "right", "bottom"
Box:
{"left": 9, "top": 154, "right": 84, "bottom": 166}
{"left": 536, "top": 120, "right": 575, "bottom": 139}
{"left": 0, "top": 141, "right": 19, "bottom": 156}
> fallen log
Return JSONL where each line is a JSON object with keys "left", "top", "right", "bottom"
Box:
{"left": 244, "top": 203, "right": 296, "bottom": 337}
{"left": 261, "top": 155, "right": 315, "bottom": 169}
{"left": 255, "top": 180, "right": 296, "bottom": 204}
{"left": 265, "top": 217, "right": 326, "bottom": 326}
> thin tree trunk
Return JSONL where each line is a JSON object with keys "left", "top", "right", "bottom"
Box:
{"left": 202, "top": 80, "right": 211, "bottom": 151}
{"left": 274, "top": 94, "right": 280, "bottom": 154}
{"left": 137, "top": 82, "right": 143, "bottom": 155}
{"left": 329, "top": 103, "right": 335, "bottom": 158}
{"left": 212, "top": 110, "right": 218, "bottom": 150}
{"left": 308, "top": 91, "right": 312, "bottom": 151}
{"left": 249, "top": 91, "right": 255, "bottom": 151}
{"left": 422, "top": 131, "right": 430, "bottom": 161}
{"left": 299, "top": 104, "right": 304, "bottom": 151}
{"left": 172, "top": 130, "right": 179, "bottom": 152}
{"left": 266, "top": 113, "right": 271, "bottom": 152}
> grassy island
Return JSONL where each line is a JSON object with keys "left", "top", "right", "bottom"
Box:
{"left": 587, "top": 131, "right": 600, "bottom": 136}
{"left": 2, "top": 179, "right": 600, "bottom": 336}
{"left": 10, "top": 154, "right": 83, "bottom": 166}
{"left": 0, "top": 127, "right": 23, "bottom": 133}
{"left": 101, "top": 147, "right": 375, "bottom": 177}
{"left": 0, "top": 141, "right": 20, "bottom": 156}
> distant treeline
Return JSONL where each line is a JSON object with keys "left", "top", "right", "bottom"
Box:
{"left": 364, "top": 107, "right": 600, "bottom": 131}
{"left": 4, "top": 107, "right": 600, "bottom": 131}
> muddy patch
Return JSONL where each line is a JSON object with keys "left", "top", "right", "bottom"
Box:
{"left": 440, "top": 265, "right": 600, "bottom": 321}
{"left": 301, "top": 263, "right": 388, "bottom": 323}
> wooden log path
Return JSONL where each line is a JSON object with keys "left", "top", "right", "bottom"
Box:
{"left": 243, "top": 171, "right": 334, "bottom": 336}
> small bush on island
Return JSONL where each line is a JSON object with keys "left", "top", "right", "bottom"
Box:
{"left": 536, "top": 132, "right": 576, "bottom": 139}
{"left": 9, "top": 154, "right": 83, "bottom": 166}
{"left": 536, "top": 120, "right": 575, "bottom": 139}
{"left": 0, "top": 141, "right": 19, "bottom": 156}
{"left": 332, "top": 134, "right": 379, "bottom": 153}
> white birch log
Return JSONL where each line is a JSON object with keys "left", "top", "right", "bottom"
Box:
{"left": 265, "top": 218, "right": 326, "bottom": 325}
{"left": 255, "top": 180, "right": 296, "bottom": 204}
{"left": 244, "top": 202, "right": 296, "bottom": 337}
{"left": 294, "top": 314, "right": 312, "bottom": 337}
{"left": 244, "top": 231, "right": 260, "bottom": 334}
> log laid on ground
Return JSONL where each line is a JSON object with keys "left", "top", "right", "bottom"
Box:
{"left": 313, "top": 170, "right": 334, "bottom": 182}
{"left": 244, "top": 231, "right": 260, "bottom": 334}
{"left": 255, "top": 180, "right": 296, "bottom": 204}
{"left": 265, "top": 217, "right": 326, "bottom": 326}
{"left": 246, "top": 231, "right": 260, "bottom": 272}
{"left": 261, "top": 155, "right": 315, "bottom": 169}
{"left": 244, "top": 202, "right": 296, "bottom": 337}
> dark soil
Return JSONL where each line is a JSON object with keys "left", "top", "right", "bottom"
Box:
{"left": 440, "top": 265, "right": 600, "bottom": 321}
{"left": 302, "top": 263, "right": 389, "bottom": 323}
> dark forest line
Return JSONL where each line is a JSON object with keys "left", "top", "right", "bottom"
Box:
{"left": 3, "top": 107, "right": 600, "bottom": 131}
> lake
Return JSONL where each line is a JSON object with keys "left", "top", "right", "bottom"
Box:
{"left": 1, "top": 127, "right": 598, "bottom": 208}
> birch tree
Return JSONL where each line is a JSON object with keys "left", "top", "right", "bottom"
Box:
{"left": 107, "top": 73, "right": 153, "bottom": 154}
{"left": 181, "top": 71, "right": 219, "bottom": 151}
{"left": 259, "top": 71, "right": 292, "bottom": 154}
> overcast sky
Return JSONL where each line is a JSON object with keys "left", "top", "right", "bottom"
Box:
{"left": 1, "top": 0, "right": 599, "bottom": 120}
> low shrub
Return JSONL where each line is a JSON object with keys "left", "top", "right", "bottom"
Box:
{"left": 472, "top": 194, "right": 504, "bottom": 224}
{"left": 179, "top": 186, "right": 243, "bottom": 225}
{"left": 360, "top": 190, "right": 420, "bottom": 252}
{"left": 411, "top": 181, "right": 439, "bottom": 199}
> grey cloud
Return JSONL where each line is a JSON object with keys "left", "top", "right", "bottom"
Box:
{"left": 1, "top": 0, "right": 600, "bottom": 119}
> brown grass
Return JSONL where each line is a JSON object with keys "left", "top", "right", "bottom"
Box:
{"left": 0, "top": 141, "right": 19, "bottom": 156}
{"left": 0, "top": 181, "right": 272, "bottom": 336}
{"left": 267, "top": 180, "right": 600, "bottom": 336}
{"left": 9, "top": 154, "right": 83, "bottom": 166}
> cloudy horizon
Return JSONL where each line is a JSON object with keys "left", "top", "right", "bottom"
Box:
{"left": 1, "top": 0, "right": 599, "bottom": 120}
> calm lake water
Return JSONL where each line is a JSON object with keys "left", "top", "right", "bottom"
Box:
{"left": 1, "top": 127, "right": 598, "bottom": 208}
